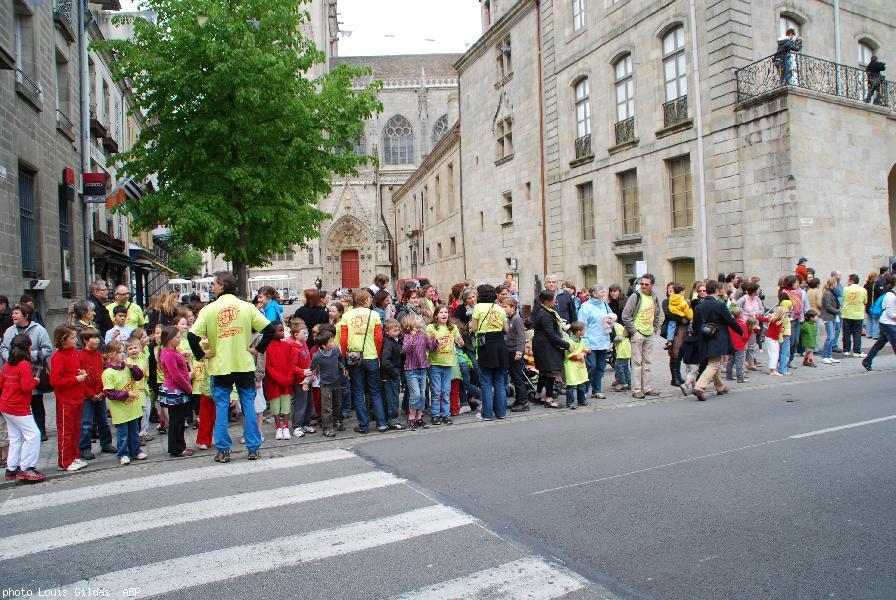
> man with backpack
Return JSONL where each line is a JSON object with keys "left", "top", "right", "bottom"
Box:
{"left": 862, "top": 274, "right": 896, "bottom": 371}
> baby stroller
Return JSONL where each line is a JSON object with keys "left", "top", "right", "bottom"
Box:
{"left": 516, "top": 365, "right": 559, "bottom": 401}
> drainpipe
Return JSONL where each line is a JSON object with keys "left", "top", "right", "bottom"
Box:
{"left": 833, "top": 0, "right": 841, "bottom": 65}
{"left": 457, "top": 82, "right": 468, "bottom": 280}
{"left": 80, "top": 0, "right": 92, "bottom": 289}
{"left": 535, "top": 0, "right": 548, "bottom": 278}
{"left": 688, "top": 0, "right": 709, "bottom": 279}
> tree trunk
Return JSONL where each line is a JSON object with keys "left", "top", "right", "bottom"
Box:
{"left": 234, "top": 258, "right": 249, "bottom": 300}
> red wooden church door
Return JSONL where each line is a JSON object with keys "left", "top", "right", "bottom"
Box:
{"left": 341, "top": 250, "right": 360, "bottom": 289}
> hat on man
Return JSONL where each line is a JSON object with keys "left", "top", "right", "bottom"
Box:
{"left": 797, "top": 257, "right": 808, "bottom": 264}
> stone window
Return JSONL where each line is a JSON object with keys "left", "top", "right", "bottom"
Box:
{"left": 662, "top": 26, "right": 687, "bottom": 102}
{"left": 384, "top": 114, "right": 414, "bottom": 165}
{"left": 858, "top": 41, "right": 875, "bottom": 67}
{"left": 619, "top": 170, "right": 640, "bottom": 235}
{"left": 58, "top": 186, "right": 72, "bottom": 298}
{"left": 495, "top": 116, "right": 513, "bottom": 160}
{"left": 575, "top": 78, "right": 591, "bottom": 138}
{"left": 353, "top": 133, "right": 366, "bottom": 156}
{"left": 308, "top": 247, "right": 314, "bottom": 265}
{"left": 572, "top": 0, "right": 585, "bottom": 32}
{"left": 581, "top": 265, "right": 597, "bottom": 288}
{"left": 426, "top": 246, "right": 431, "bottom": 263}
{"left": 435, "top": 174, "right": 442, "bottom": 220}
{"left": 668, "top": 156, "right": 693, "bottom": 229}
{"left": 578, "top": 182, "right": 594, "bottom": 241}
{"left": 502, "top": 191, "right": 513, "bottom": 223}
{"left": 447, "top": 163, "right": 455, "bottom": 213}
{"left": 496, "top": 36, "right": 512, "bottom": 81}
{"left": 13, "top": 1, "right": 36, "bottom": 82}
{"left": 450, "top": 236, "right": 457, "bottom": 255}
{"left": 431, "top": 114, "right": 450, "bottom": 146}
{"left": 437, "top": 243, "right": 443, "bottom": 259}
{"left": 271, "top": 249, "right": 295, "bottom": 262}
{"left": 18, "top": 166, "right": 38, "bottom": 278}
{"left": 55, "top": 50, "right": 71, "bottom": 118}
{"left": 778, "top": 15, "right": 801, "bottom": 38}
{"left": 614, "top": 54, "right": 634, "bottom": 122}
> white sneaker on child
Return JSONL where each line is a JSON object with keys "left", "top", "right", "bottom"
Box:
{"left": 282, "top": 428, "right": 291, "bottom": 440}
{"left": 119, "top": 456, "right": 130, "bottom": 466}
{"left": 292, "top": 427, "right": 305, "bottom": 438}
{"left": 135, "top": 452, "right": 148, "bottom": 460}
{"left": 275, "top": 428, "right": 283, "bottom": 440}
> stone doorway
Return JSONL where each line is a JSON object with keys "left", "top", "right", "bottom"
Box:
{"left": 341, "top": 250, "right": 360, "bottom": 288}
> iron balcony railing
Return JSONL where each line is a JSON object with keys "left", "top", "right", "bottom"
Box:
{"left": 54, "top": 0, "right": 76, "bottom": 42}
{"left": 735, "top": 52, "right": 894, "bottom": 109}
{"left": 614, "top": 117, "right": 635, "bottom": 145}
{"left": 15, "top": 69, "right": 42, "bottom": 99}
{"left": 663, "top": 95, "right": 688, "bottom": 127}
{"left": 574, "top": 134, "right": 592, "bottom": 159}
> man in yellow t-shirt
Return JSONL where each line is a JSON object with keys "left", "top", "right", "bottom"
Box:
{"left": 338, "top": 289, "right": 387, "bottom": 434}
{"left": 188, "top": 271, "right": 274, "bottom": 463}
{"left": 620, "top": 274, "right": 662, "bottom": 399}
{"left": 841, "top": 273, "right": 867, "bottom": 357}
{"left": 106, "top": 284, "right": 147, "bottom": 330}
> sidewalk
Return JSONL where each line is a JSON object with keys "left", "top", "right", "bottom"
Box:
{"left": 11, "top": 337, "right": 895, "bottom": 483}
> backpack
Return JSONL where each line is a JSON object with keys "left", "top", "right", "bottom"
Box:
{"left": 869, "top": 292, "right": 889, "bottom": 318}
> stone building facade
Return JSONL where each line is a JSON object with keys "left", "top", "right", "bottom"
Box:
{"left": 250, "top": 53, "right": 460, "bottom": 292}
{"left": 0, "top": 0, "right": 87, "bottom": 326}
{"left": 389, "top": 0, "right": 896, "bottom": 297}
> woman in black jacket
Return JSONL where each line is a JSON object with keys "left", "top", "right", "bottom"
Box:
{"left": 292, "top": 289, "right": 329, "bottom": 344}
{"left": 689, "top": 280, "right": 742, "bottom": 400}
{"left": 532, "top": 290, "right": 569, "bottom": 409}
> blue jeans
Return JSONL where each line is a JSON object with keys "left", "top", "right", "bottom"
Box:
{"left": 405, "top": 368, "right": 428, "bottom": 411}
{"left": 614, "top": 359, "right": 631, "bottom": 386}
{"left": 822, "top": 320, "right": 836, "bottom": 359}
{"left": 478, "top": 367, "right": 507, "bottom": 420}
{"left": 459, "top": 360, "right": 482, "bottom": 403}
{"left": 116, "top": 418, "right": 141, "bottom": 459}
{"left": 864, "top": 322, "right": 896, "bottom": 365}
{"left": 428, "top": 365, "right": 452, "bottom": 417}
{"left": 382, "top": 379, "right": 400, "bottom": 423}
{"left": 778, "top": 336, "right": 791, "bottom": 374}
{"left": 339, "top": 371, "right": 352, "bottom": 417}
{"left": 349, "top": 359, "right": 386, "bottom": 430}
{"left": 565, "top": 382, "right": 587, "bottom": 406}
{"left": 831, "top": 318, "right": 842, "bottom": 349}
{"left": 79, "top": 398, "right": 113, "bottom": 453}
{"left": 789, "top": 320, "right": 801, "bottom": 360}
{"left": 585, "top": 349, "right": 608, "bottom": 393}
{"left": 865, "top": 314, "right": 880, "bottom": 338}
{"left": 212, "top": 382, "right": 261, "bottom": 452}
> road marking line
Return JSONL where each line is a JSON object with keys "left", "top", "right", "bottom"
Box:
{"left": 530, "top": 439, "right": 788, "bottom": 496}
{"left": 0, "top": 449, "right": 354, "bottom": 516}
{"left": 789, "top": 414, "right": 896, "bottom": 439}
{"left": 392, "top": 556, "right": 590, "bottom": 599}
{"left": 0, "top": 471, "right": 402, "bottom": 561}
{"left": 52, "top": 505, "right": 473, "bottom": 599}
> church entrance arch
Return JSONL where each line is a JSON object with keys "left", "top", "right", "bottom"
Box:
{"left": 325, "top": 215, "right": 372, "bottom": 290}
{"left": 889, "top": 164, "right": 896, "bottom": 255}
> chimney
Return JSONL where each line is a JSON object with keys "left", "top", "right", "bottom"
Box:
{"left": 447, "top": 92, "right": 459, "bottom": 127}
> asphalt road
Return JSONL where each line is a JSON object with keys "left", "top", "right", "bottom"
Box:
{"left": 1, "top": 369, "right": 893, "bottom": 599}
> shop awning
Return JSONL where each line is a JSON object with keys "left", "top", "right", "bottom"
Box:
{"left": 129, "top": 244, "right": 176, "bottom": 275}
{"left": 90, "top": 240, "right": 133, "bottom": 267}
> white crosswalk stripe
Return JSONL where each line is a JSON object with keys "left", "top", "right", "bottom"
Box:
{"left": 2, "top": 449, "right": 610, "bottom": 599}
{"left": 392, "top": 556, "right": 588, "bottom": 599}
{"left": 54, "top": 505, "right": 473, "bottom": 599}
{"left": 0, "top": 449, "right": 354, "bottom": 516}
{"left": 0, "top": 471, "right": 402, "bottom": 561}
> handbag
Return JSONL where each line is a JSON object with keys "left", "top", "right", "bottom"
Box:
{"left": 475, "top": 302, "right": 497, "bottom": 349}
{"left": 700, "top": 322, "right": 718, "bottom": 337}
{"left": 346, "top": 311, "right": 372, "bottom": 367}
{"left": 35, "top": 357, "right": 53, "bottom": 394}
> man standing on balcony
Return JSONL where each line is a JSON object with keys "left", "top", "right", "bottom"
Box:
{"left": 864, "top": 55, "right": 886, "bottom": 105}
{"left": 775, "top": 28, "right": 802, "bottom": 85}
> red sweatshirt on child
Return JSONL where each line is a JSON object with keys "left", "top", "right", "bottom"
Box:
{"left": 0, "top": 361, "right": 39, "bottom": 416}
{"left": 79, "top": 348, "right": 104, "bottom": 401}
{"left": 728, "top": 318, "right": 751, "bottom": 351}
{"left": 287, "top": 339, "right": 312, "bottom": 385}
{"left": 50, "top": 347, "right": 85, "bottom": 405}
{"left": 757, "top": 315, "right": 784, "bottom": 341}
{"left": 264, "top": 339, "right": 297, "bottom": 399}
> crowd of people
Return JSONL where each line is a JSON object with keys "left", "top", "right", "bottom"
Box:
{"left": 1, "top": 259, "right": 894, "bottom": 483}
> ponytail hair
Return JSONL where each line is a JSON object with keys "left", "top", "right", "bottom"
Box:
{"left": 8, "top": 334, "right": 32, "bottom": 366}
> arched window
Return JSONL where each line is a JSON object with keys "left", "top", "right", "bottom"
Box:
{"left": 384, "top": 115, "right": 414, "bottom": 165}
{"left": 662, "top": 26, "right": 687, "bottom": 102}
{"left": 353, "top": 134, "right": 366, "bottom": 156}
{"left": 779, "top": 15, "right": 801, "bottom": 38}
{"left": 614, "top": 54, "right": 634, "bottom": 122}
{"left": 431, "top": 114, "right": 449, "bottom": 145}
{"left": 858, "top": 40, "right": 875, "bottom": 67}
{"left": 575, "top": 78, "right": 590, "bottom": 138}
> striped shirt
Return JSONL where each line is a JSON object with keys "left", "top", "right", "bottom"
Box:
{"left": 401, "top": 332, "right": 437, "bottom": 371}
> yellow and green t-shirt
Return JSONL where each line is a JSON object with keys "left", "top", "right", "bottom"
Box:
{"left": 103, "top": 365, "right": 144, "bottom": 425}
{"left": 106, "top": 301, "right": 147, "bottom": 330}
{"left": 340, "top": 308, "right": 382, "bottom": 360}
{"left": 634, "top": 293, "right": 657, "bottom": 336}
{"left": 190, "top": 294, "right": 271, "bottom": 376}
{"left": 426, "top": 323, "right": 460, "bottom": 367}
{"left": 564, "top": 336, "right": 589, "bottom": 386}
{"left": 471, "top": 302, "right": 506, "bottom": 333}
{"left": 841, "top": 284, "right": 867, "bottom": 320}
{"left": 129, "top": 348, "right": 150, "bottom": 401}
{"left": 612, "top": 323, "right": 632, "bottom": 360}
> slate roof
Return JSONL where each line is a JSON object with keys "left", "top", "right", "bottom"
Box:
{"left": 331, "top": 54, "right": 461, "bottom": 79}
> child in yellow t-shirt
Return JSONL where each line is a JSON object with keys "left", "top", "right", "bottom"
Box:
{"left": 564, "top": 322, "right": 590, "bottom": 408}
{"left": 612, "top": 322, "right": 632, "bottom": 391}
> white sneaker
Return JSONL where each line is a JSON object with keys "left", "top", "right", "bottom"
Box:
{"left": 66, "top": 460, "right": 86, "bottom": 472}
{"left": 459, "top": 405, "right": 471, "bottom": 414}
{"left": 240, "top": 436, "right": 245, "bottom": 444}
{"left": 843, "top": 352, "right": 852, "bottom": 357}
{"left": 135, "top": 452, "right": 148, "bottom": 460}
{"left": 830, "top": 358, "right": 840, "bottom": 363}
{"left": 302, "top": 425, "right": 317, "bottom": 434}
{"left": 120, "top": 456, "right": 131, "bottom": 466}
{"left": 282, "top": 427, "right": 291, "bottom": 440}
{"left": 292, "top": 427, "right": 305, "bottom": 438}
{"left": 856, "top": 352, "right": 867, "bottom": 358}
{"left": 822, "top": 358, "right": 833, "bottom": 364}
{"left": 275, "top": 428, "right": 283, "bottom": 440}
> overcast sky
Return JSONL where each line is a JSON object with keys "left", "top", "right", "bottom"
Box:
{"left": 119, "top": 1, "right": 483, "bottom": 56}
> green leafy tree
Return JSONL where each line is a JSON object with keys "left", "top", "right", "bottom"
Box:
{"left": 168, "top": 246, "right": 204, "bottom": 278}
{"left": 100, "top": 0, "right": 381, "bottom": 295}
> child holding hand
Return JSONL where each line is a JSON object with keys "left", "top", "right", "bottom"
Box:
{"left": 564, "top": 321, "right": 590, "bottom": 408}
{"left": 104, "top": 340, "right": 147, "bottom": 465}
{"left": 50, "top": 325, "right": 90, "bottom": 471}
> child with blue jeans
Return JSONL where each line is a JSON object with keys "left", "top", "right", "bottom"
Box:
{"left": 612, "top": 322, "right": 632, "bottom": 390}
{"left": 379, "top": 319, "right": 404, "bottom": 430}
{"left": 401, "top": 314, "right": 436, "bottom": 429}
{"left": 425, "top": 307, "right": 461, "bottom": 425}
{"left": 564, "top": 322, "right": 589, "bottom": 408}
